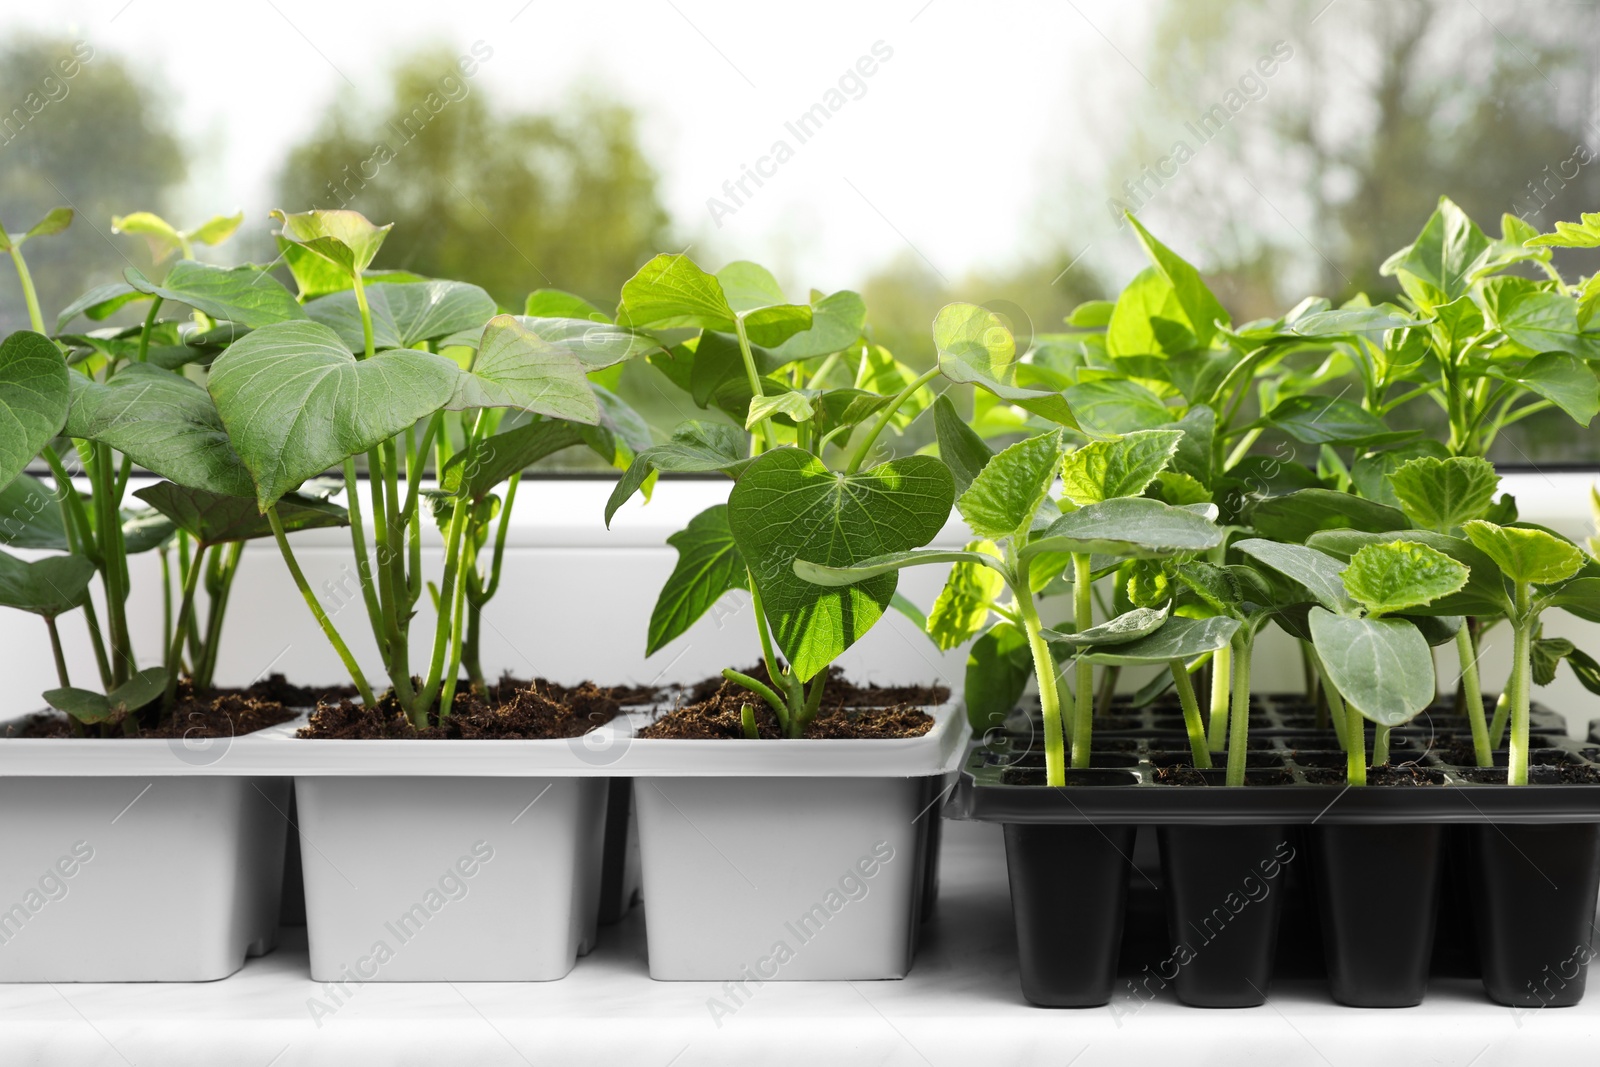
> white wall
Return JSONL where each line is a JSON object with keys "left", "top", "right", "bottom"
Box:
{"left": 7, "top": 474, "right": 1599, "bottom": 735}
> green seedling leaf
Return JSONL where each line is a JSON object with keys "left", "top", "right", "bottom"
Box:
{"left": 1307, "top": 528, "right": 1512, "bottom": 617}
{"left": 1247, "top": 489, "right": 1409, "bottom": 544}
{"left": 0, "top": 550, "right": 93, "bottom": 616}
{"left": 134, "top": 481, "right": 348, "bottom": 545}
{"left": 1487, "top": 352, "right": 1600, "bottom": 426}
{"left": 604, "top": 421, "right": 750, "bottom": 526}
{"left": 1543, "top": 576, "right": 1600, "bottom": 623}
{"left": 932, "top": 395, "right": 992, "bottom": 496}
{"left": 1264, "top": 395, "right": 1413, "bottom": 446}
{"left": 855, "top": 344, "right": 935, "bottom": 428}
{"left": 1525, "top": 211, "right": 1600, "bottom": 248}
{"left": 1388, "top": 456, "right": 1499, "bottom": 533}
{"left": 1058, "top": 429, "right": 1182, "bottom": 506}
{"left": 120, "top": 508, "right": 176, "bottom": 554}
{"left": 55, "top": 282, "right": 152, "bottom": 332}
{"left": 25, "top": 208, "right": 73, "bottom": 241}
{"left": 768, "top": 290, "right": 866, "bottom": 361}
{"left": 67, "top": 363, "right": 252, "bottom": 498}
{"left": 112, "top": 212, "right": 186, "bottom": 262}
{"left": 124, "top": 262, "right": 305, "bottom": 329}
{"left": 1462, "top": 521, "right": 1584, "bottom": 586}
{"left": 1477, "top": 277, "right": 1587, "bottom": 356}
{"left": 934, "top": 303, "right": 1077, "bottom": 427}
{"left": 305, "top": 280, "right": 496, "bottom": 352}
{"left": 745, "top": 390, "right": 814, "bottom": 430}
{"left": 965, "top": 621, "right": 1033, "bottom": 731}
{"left": 1381, "top": 196, "right": 1492, "bottom": 307}
{"left": 957, "top": 430, "right": 1063, "bottom": 539}
{"left": 1063, "top": 379, "right": 1169, "bottom": 435}
{"left": 511, "top": 316, "right": 664, "bottom": 371}
{"left": 1309, "top": 607, "right": 1436, "bottom": 726}
{"left": 648, "top": 504, "right": 749, "bottom": 656}
{"left": 1233, "top": 538, "right": 1354, "bottom": 614}
{"left": 1405, "top": 613, "right": 1463, "bottom": 647}
{"left": 1082, "top": 614, "right": 1241, "bottom": 666}
{"left": 1149, "top": 470, "right": 1212, "bottom": 506}
{"left": 1068, "top": 300, "right": 1115, "bottom": 328}
{"left": 617, "top": 254, "right": 812, "bottom": 348}
{"left": 441, "top": 421, "right": 587, "bottom": 501}
{"left": 729, "top": 449, "right": 954, "bottom": 680}
{"left": 450, "top": 314, "right": 599, "bottom": 423}
{"left": 794, "top": 548, "right": 1005, "bottom": 588}
{"left": 1044, "top": 602, "right": 1170, "bottom": 648}
{"left": 927, "top": 540, "right": 1006, "bottom": 651}
{"left": 525, "top": 289, "right": 610, "bottom": 321}
{"left": 1106, "top": 266, "right": 1196, "bottom": 358}
{"left": 42, "top": 687, "right": 112, "bottom": 723}
{"left": 0, "top": 331, "right": 70, "bottom": 491}
{"left": 716, "top": 261, "right": 787, "bottom": 310}
{"left": 1566, "top": 646, "right": 1600, "bottom": 697}
{"left": 0, "top": 474, "right": 67, "bottom": 550}
{"left": 1024, "top": 497, "right": 1223, "bottom": 560}
{"left": 271, "top": 209, "right": 392, "bottom": 277}
{"left": 210, "top": 320, "right": 459, "bottom": 509}
{"left": 1126, "top": 214, "right": 1231, "bottom": 347}
{"left": 1532, "top": 636, "right": 1573, "bottom": 687}
{"left": 188, "top": 212, "right": 245, "bottom": 247}
{"left": 1340, "top": 540, "right": 1469, "bottom": 616}
{"left": 1289, "top": 304, "right": 1425, "bottom": 337}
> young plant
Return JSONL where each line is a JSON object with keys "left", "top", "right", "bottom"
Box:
{"left": 209, "top": 209, "right": 648, "bottom": 727}
{"left": 605, "top": 254, "right": 951, "bottom": 735}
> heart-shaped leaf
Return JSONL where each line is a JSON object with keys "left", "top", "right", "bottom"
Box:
{"left": 0, "top": 331, "right": 70, "bottom": 491}
{"left": 617, "top": 253, "right": 812, "bottom": 348}
{"left": 305, "top": 280, "right": 497, "bottom": 352}
{"left": 47, "top": 667, "right": 170, "bottom": 724}
{"left": 1024, "top": 497, "right": 1223, "bottom": 560}
{"left": 0, "top": 549, "right": 94, "bottom": 617}
{"left": 68, "top": 363, "right": 254, "bottom": 498}
{"left": 1309, "top": 607, "right": 1436, "bottom": 726}
{"left": 1462, "top": 521, "right": 1584, "bottom": 586}
{"left": 648, "top": 504, "right": 749, "bottom": 656}
{"left": 1234, "top": 538, "right": 1355, "bottom": 614}
{"left": 272, "top": 209, "right": 391, "bottom": 276}
{"left": 1083, "top": 614, "right": 1241, "bottom": 666}
{"left": 957, "top": 430, "right": 1064, "bottom": 540}
{"left": 1058, "top": 429, "right": 1182, "bottom": 506}
{"left": 134, "top": 481, "right": 348, "bottom": 546}
{"left": 124, "top": 262, "right": 305, "bottom": 328}
{"left": 728, "top": 449, "right": 954, "bottom": 680}
{"left": 1388, "top": 456, "right": 1499, "bottom": 533}
{"left": 934, "top": 303, "right": 1078, "bottom": 427}
{"left": 767, "top": 289, "right": 866, "bottom": 361}
{"left": 448, "top": 314, "right": 599, "bottom": 423}
{"left": 210, "top": 320, "right": 460, "bottom": 508}
{"left": 1340, "top": 540, "right": 1469, "bottom": 616}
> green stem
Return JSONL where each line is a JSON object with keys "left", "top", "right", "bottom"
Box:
{"left": 1070, "top": 554, "right": 1095, "bottom": 769}
{"left": 415, "top": 482, "right": 471, "bottom": 723}
{"left": 1015, "top": 558, "right": 1067, "bottom": 785}
{"left": 740, "top": 703, "right": 759, "bottom": 739}
{"left": 1170, "top": 660, "right": 1211, "bottom": 769}
{"left": 8, "top": 245, "right": 46, "bottom": 333}
{"left": 1225, "top": 633, "right": 1252, "bottom": 786}
{"left": 92, "top": 443, "right": 132, "bottom": 686}
{"left": 159, "top": 547, "right": 173, "bottom": 665}
{"left": 1455, "top": 624, "right": 1491, "bottom": 767}
{"left": 136, "top": 297, "right": 163, "bottom": 362}
{"left": 1372, "top": 723, "right": 1390, "bottom": 767}
{"left": 439, "top": 538, "right": 470, "bottom": 721}
{"left": 41, "top": 446, "right": 112, "bottom": 689}
{"left": 1305, "top": 641, "right": 1347, "bottom": 751}
{"left": 732, "top": 316, "right": 768, "bottom": 452}
{"left": 482, "top": 471, "right": 520, "bottom": 601}
{"left": 1207, "top": 641, "right": 1231, "bottom": 752}
{"left": 845, "top": 366, "right": 940, "bottom": 474}
{"left": 341, "top": 457, "right": 388, "bottom": 670}
{"left": 1489, "top": 689, "right": 1510, "bottom": 750}
{"left": 722, "top": 668, "right": 786, "bottom": 718}
{"left": 268, "top": 506, "right": 376, "bottom": 707}
{"left": 196, "top": 542, "right": 241, "bottom": 690}
{"left": 163, "top": 542, "right": 208, "bottom": 708}
{"left": 351, "top": 272, "right": 376, "bottom": 360}
{"left": 1347, "top": 702, "right": 1367, "bottom": 786}
{"left": 1509, "top": 588, "right": 1533, "bottom": 786}
{"left": 44, "top": 616, "right": 70, "bottom": 688}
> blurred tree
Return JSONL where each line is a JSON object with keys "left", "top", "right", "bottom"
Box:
{"left": 1117, "top": 0, "right": 1600, "bottom": 308}
{"left": 0, "top": 36, "right": 186, "bottom": 332}
{"left": 276, "top": 48, "right": 671, "bottom": 309}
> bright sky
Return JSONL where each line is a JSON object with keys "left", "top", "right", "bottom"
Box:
{"left": 20, "top": 0, "right": 1154, "bottom": 291}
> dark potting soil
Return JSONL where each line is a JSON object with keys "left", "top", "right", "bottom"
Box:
{"left": 9, "top": 674, "right": 306, "bottom": 739}
{"left": 298, "top": 678, "right": 621, "bottom": 740}
{"left": 483, "top": 673, "right": 660, "bottom": 708}
{"left": 639, "top": 684, "right": 934, "bottom": 740}
{"left": 689, "top": 663, "right": 949, "bottom": 709}
{"left": 1300, "top": 764, "right": 1447, "bottom": 787}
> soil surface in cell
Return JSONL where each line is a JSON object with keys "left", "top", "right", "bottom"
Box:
{"left": 1300, "top": 764, "right": 1444, "bottom": 787}
{"left": 9, "top": 674, "right": 314, "bottom": 739}
{"left": 686, "top": 663, "right": 949, "bottom": 709}
{"left": 298, "top": 678, "right": 623, "bottom": 740}
{"left": 641, "top": 684, "right": 934, "bottom": 740}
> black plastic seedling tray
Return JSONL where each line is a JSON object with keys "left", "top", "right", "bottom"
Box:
{"left": 955, "top": 696, "right": 1600, "bottom": 1011}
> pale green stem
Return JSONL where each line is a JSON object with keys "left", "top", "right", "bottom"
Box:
{"left": 268, "top": 506, "right": 376, "bottom": 707}
{"left": 1070, "top": 554, "right": 1095, "bottom": 769}
{"left": 1171, "top": 660, "right": 1212, "bottom": 769}
{"left": 845, "top": 367, "right": 941, "bottom": 474}
{"left": 1207, "top": 641, "right": 1232, "bottom": 752}
{"left": 162, "top": 542, "right": 208, "bottom": 708}
{"left": 8, "top": 245, "right": 46, "bottom": 332}
{"left": 1372, "top": 723, "right": 1390, "bottom": 766}
{"left": 1509, "top": 585, "right": 1534, "bottom": 786}
{"left": 1347, "top": 702, "right": 1367, "bottom": 786}
{"left": 1455, "top": 624, "right": 1492, "bottom": 767}
{"left": 1016, "top": 558, "right": 1067, "bottom": 785}
{"left": 341, "top": 456, "right": 388, "bottom": 669}
{"left": 1225, "top": 633, "right": 1252, "bottom": 786}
